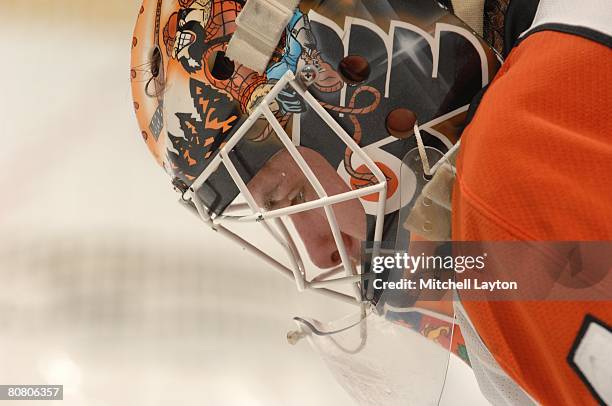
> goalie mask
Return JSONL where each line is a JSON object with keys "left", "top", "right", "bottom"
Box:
{"left": 131, "top": 0, "right": 498, "bottom": 403}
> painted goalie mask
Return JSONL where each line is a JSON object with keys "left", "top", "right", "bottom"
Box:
{"left": 132, "top": 0, "right": 499, "bottom": 403}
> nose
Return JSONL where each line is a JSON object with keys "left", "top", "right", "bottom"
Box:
{"left": 309, "top": 232, "right": 357, "bottom": 270}
{"left": 289, "top": 207, "right": 363, "bottom": 271}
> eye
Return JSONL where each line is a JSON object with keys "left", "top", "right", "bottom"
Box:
{"left": 263, "top": 199, "right": 276, "bottom": 211}
{"left": 290, "top": 189, "right": 306, "bottom": 206}
{"left": 262, "top": 188, "right": 305, "bottom": 211}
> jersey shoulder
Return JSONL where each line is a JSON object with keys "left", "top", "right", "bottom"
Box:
{"left": 453, "top": 19, "right": 612, "bottom": 406}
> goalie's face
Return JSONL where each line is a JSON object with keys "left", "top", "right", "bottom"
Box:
{"left": 247, "top": 147, "right": 366, "bottom": 269}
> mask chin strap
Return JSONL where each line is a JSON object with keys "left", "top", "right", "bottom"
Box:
{"left": 287, "top": 301, "right": 370, "bottom": 352}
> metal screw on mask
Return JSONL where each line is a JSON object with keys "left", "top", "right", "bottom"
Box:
{"left": 299, "top": 64, "right": 318, "bottom": 87}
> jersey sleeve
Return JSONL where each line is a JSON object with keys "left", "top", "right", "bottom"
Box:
{"left": 452, "top": 25, "right": 612, "bottom": 406}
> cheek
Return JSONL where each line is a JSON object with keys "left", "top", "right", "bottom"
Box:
{"left": 333, "top": 199, "right": 366, "bottom": 241}
{"left": 312, "top": 168, "right": 366, "bottom": 241}
{"left": 289, "top": 209, "right": 338, "bottom": 268}
{"left": 289, "top": 207, "right": 363, "bottom": 268}
{"left": 294, "top": 190, "right": 365, "bottom": 244}
{"left": 291, "top": 209, "right": 327, "bottom": 240}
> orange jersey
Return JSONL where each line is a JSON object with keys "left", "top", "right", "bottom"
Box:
{"left": 453, "top": 29, "right": 612, "bottom": 406}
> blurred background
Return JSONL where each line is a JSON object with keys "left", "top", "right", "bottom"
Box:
{"left": 0, "top": 1, "right": 488, "bottom": 404}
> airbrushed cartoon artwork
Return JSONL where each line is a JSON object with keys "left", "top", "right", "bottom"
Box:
{"left": 131, "top": 0, "right": 499, "bottom": 241}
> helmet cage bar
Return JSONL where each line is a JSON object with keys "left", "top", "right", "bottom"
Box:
{"left": 186, "top": 70, "right": 388, "bottom": 302}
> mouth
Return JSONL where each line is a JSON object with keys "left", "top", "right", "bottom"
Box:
{"left": 175, "top": 31, "right": 195, "bottom": 55}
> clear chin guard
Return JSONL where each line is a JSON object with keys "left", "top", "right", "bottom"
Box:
{"left": 288, "top": 303, "right": 455, "bottom": 405}
{"left": 284, "top": 143, "right": 457, "bottom": 405}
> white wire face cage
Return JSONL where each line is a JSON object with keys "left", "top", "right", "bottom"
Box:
{"left": 183, "top": 70, "right": 389, "bottom": 308}
{"left": 179, "top": 67, "right": 456, "bottom": 316}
